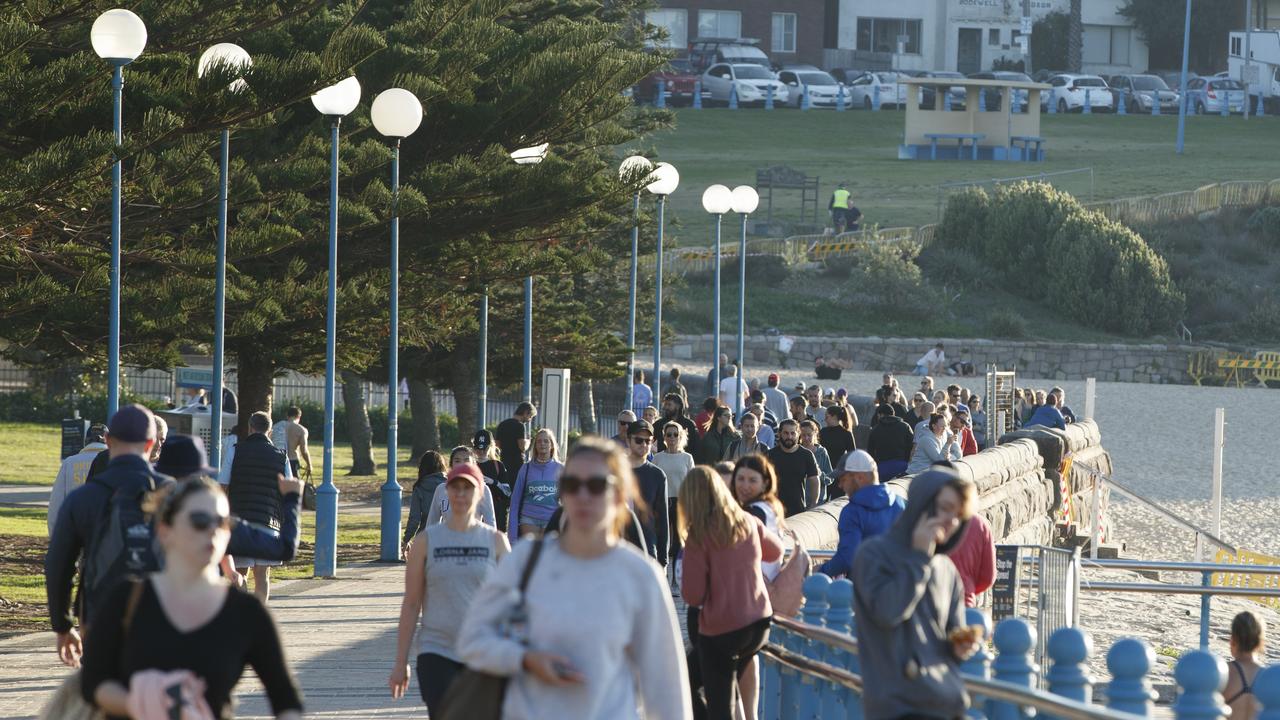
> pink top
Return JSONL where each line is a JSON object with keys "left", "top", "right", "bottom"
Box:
{"left": 947, "top": 514, "right": 996, "bottom": 607}
{"left": 682, "top": 517, "right": 784, "bottom": 636}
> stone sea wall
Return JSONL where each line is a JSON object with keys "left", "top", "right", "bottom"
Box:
{"left": 665, "top": 334, "right": 1207, "bottom": 384}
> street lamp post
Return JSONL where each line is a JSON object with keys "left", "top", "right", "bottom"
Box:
{"left": 371, "top": 88, "right": 423, "bottom": 563}
{"left": 646, "top": 163, "right": 679, "bottom": 401}
{"left": 619, "top": 156, "right": 653, "bottom": 414}
{"left": 310, "top": 76, "right": 362, "bottom": 578}
{"left": 701, "top": 185, "right": 733, "bottom": 395}
{"left": 197, "top": 42, "right": 252, "bottom": 468}
{"left": 90, "top": 9, "right": 147, "bottom": 420}
{"left": 510, "top": 144, "right": 549, "bottom": 404}
{"left": 730, "top": 186, "right": 760, "bottom": 386}
{"left": 1176, "top": 0, "right": 1193, "bottom": 154}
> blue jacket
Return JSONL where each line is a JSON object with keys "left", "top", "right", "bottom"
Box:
{"left": 1026, "top": 405, "right": 1067, "bottom": 430}
{"left": 818, "top": 484, "right": 905, "bottom": 578}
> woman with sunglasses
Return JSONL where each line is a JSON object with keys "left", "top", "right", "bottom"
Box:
{"left": 471, "top": 430, "right": 510, "bottom": 531}
{"left": 507, "top": 428, "right": 563, "bottom": 541}
{"left": 651, "top": 422, "right": 695, "bottom": 569}
{"left": 80, "top": 477, "right": 302, "bottom": 719}
{"left": 680, "top": 465, "right": 782, "bottom": 720}
{"left": 696, "top": 405, "right": 739, "bottom": 466}
{"left": 458, "top": 436, "right": 689, "bottom": 719}
{"left": 425, "top": 446, "right": 497, "bottom": 527}
{"left": 390, "top": 462, "right": 510, "bottom": 715}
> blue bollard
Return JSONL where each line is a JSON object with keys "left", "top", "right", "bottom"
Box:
{"left": 655, "top": 78, "right": 665, "bottom": 109}
{"left": 836, "top": 84, "right": 846, "bottom": 111}
{"left": 944, "top": 88, "right": 953, "bottom": 111}
{"left": 873, "top": 83, "right": 881, "bottom": 111}
{"left": 1258, "top": 93, "right": 1266, "bottom": 117}
{"left": 979, "top": 88, "right": 987, "bottom": 112}
{"left": 1257, "top": 666, "right": 1280, "bottom": 720}
{"left": 765, "top": 84, "right": 774, "bottom": 110}
{"left": 1117, "top": 89, "right": 1127, "bottom": 115}
{"left": 824, "top": 579, "right": 857, "bottom": 720}
{"left": 693, "top": 80, "right": 702, "bottom": 109}
{"left": 1084, "top": 88, "right": 1092, "bottom": 114}
{"left": 960, "top": 608, "right": 993, "bottom": 720}
{"left": 798, "top": 575, "right": 831, "bottom": 720}
{"left": 729, "top": 83, "right": 738, "bottom": 110}
{"left": 1153, "top": 91, "right": 1161, "bottom": 116}
{"left": 1048, "top": 93, "right": 1057, "bottom": 113}
{"left": 988, "top": 618, "right": 1038, "bottom": 720}
{"left": 1222, "top": 92, "right": 1231, "bottom": 117}
{"left": 1174, "top": 651, "right": 1229, "bottom": 720}
{"left": 1106, "top": 638, "right": 1156, "bottom": 716}
{"left": 801, "top": 84, "right": 811, "bottom": 111}
{"left": 763, "top": 627, "right": 782, "bottom": 720}
{"left": 1047, "top": 627, "right": 1094, "bottom": 704}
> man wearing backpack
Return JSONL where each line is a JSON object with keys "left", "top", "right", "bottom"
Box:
{"left": 45, "top": 403, "right": 172, "bottom": 668}
{"left": 228, "top": 411, "right": 289, "bottom": 602}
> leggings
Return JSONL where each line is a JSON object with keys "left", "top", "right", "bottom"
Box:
{"left": 417, "top": 652, "right": 463, "bottom": 717}
{"left": 699, "top": 617, "right": 771, "bottom": 720}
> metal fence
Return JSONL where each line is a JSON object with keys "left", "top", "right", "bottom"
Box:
{"left": 992, "top": 544, "right": 1082, "bottom": 676}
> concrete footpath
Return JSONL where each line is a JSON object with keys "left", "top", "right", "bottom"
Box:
{"left": 1, "top": 562, "right": 423, "bottom": 720}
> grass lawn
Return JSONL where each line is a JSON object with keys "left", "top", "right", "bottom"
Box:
{"left": 640, "top": 108, "right": 1280, "bottom": 232}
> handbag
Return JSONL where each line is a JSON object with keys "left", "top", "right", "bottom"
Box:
{"left": 765, "top": 531, "right": 810, "bottom": 618}
{"left": 39, "top": 581, "right": 147, "bottom": 720}
{"left": 435, "top": 536, "right": 547, "bottom": 720}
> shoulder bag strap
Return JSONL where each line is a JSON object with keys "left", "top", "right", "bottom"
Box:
{"left": 517, "top": 537, "right": 545, "bottom": 597}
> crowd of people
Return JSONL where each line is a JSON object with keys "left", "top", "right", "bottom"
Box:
{"left": 37, "top": 356, "right": 1267, "bottom": 720}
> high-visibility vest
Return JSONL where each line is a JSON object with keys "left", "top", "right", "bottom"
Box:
{"left": 831, "top": 188, "right": 851, "bottom": 209}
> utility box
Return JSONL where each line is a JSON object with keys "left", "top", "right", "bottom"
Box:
{"left": 539, "top": 368, "right": 571, "bottom": 451}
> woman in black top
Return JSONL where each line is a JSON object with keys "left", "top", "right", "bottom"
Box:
{"left": 81, "top": 477, "right": 302, "bottom": 719}
{"left": 818, "top": 405, "right": 856, "bottom": 465}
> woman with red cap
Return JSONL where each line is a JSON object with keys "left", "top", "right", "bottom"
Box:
{"left": 389, "top": 462, "right": 510, "bottom": 715}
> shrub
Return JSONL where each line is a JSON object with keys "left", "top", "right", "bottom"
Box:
{"left": 274, "top": 396, "right": 459, "bottom": 446}
{"left": 983, "top": 182, "right": 1082, "bottom": 283}
{"left": 743, "top": 253, "right": 791, "bottom": 285}
{"left": 0, "top": 390, "right": 164, "bottom": 423}
{"left": 934, "top": 188, "right": 990, "bottom": 257}
{"left": 841, "top": 242, "right": 937, "bottom": 319}
{"left": 917, "top": 245, "right": 989, "bottom": 288}
{"left": 1246, "top": 206, "right": 1280, "bottom": 246}
{"left": 987, "top": 309, "right": 1028, "bottom": 339}
{"left": 1238, "top": 297, "right": 1280, "bottom": 342}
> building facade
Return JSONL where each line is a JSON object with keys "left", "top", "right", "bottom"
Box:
{"left": 647, "top": 0, "right": 829, "bottom": 67}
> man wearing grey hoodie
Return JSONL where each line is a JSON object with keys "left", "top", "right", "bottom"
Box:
{"left": 852, "top": 467, "right": 981, "bottom": 720}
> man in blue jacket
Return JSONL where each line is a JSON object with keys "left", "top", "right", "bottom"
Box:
{"left": 817, "top": 450, "right": 905, "bottom": 579}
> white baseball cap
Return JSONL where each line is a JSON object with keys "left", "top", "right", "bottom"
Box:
{"left": 839, "top": 450, "right": 876, "bottom": 474}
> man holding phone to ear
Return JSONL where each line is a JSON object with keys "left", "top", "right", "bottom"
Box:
{"left": 851, "top": 467, "right": 981, "bottom": 720}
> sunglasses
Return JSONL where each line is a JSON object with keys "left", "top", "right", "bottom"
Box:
{"left": 186, "top": 511, "right": 230, "bottom": 532}
{"left": 560, "top": 474, "right": 615, "bottom": 496}
{"left": 630, "top": 435, "right": 652, "bottom": 444}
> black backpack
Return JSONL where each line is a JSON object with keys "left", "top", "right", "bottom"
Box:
{"left": 83, "top": 477, "right": 161, "bottom": 601}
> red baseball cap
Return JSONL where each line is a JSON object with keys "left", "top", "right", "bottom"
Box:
{"left": 768, "top": 373, "right": 780, "bottom": 383}
{"left": 446, "top": 462, "right": 484, "bottom": 489}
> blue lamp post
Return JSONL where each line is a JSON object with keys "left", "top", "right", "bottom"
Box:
{"left": 618, "top": 156, "right": 654, "bottom": 414}
{"left": 310, "top": 75, "right": 362, "bottom": 578}
{"left": 645, "top": 162, "right": 679, "bottom": 400}
{"left": 701, "top": 185, "right": 733, "bottom": 394}
{"left": 197, "top": 42, "right": 252, "bottom": 468}
{"left": 1176, "top": 0, "right": 1193, "bottom": 154}
{"left": 90, "top": 9, "right": 148, "bottom": 420}
{"left": 371, "top": 88, "right": 423, "bottom": 563}
{"left": 730, "top": 186, "right": 760, "bottom": 384}
{"left": 510, "top": 143, "right": 550, "bottom": 404}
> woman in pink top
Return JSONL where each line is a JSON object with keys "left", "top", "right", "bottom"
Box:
{"left": 680, "top": 466, "right": 783, "bottom": 720}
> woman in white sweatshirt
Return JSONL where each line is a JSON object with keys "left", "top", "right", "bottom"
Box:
{"left": 456, "top": 436, "right": 691, "bottom": 720}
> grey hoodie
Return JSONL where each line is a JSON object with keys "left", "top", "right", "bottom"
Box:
{"left": 404, "top": 471, "right": 446, "bottom": 545}
{"left": 852, "top": 468, "right": 969, "bottom": 720}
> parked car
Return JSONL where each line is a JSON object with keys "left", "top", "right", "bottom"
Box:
{"left": 844, "top": 71, "right": 907, "bottom": 108}
{"left": 830, "top": 67, "right": 883, "bottom": 85}
{"left": 634, "top": 59, "right": 709, "bottom": 106}
{"left": 921, "top": 70, "right": 967, "bottom": 109}
{"left": 701, "top": 62, "right": 788, "bottom": 106}
{"left": 1032, "top": 68, "right": 1068, "bottom": 83}
{"left": 1158, "top": 71, "right": 1199, "bottom": 92}
{"left": 1187, "top": 77, "right": 1246, "bottom": 114}
{"left": 689, "top": 39, "right": 771, "bottom": 73}
{"left": 967, "top": 70, "right": 1032, "bottom": 110}
{"left": 777, "top": 67, "right": 843, "bottom": 107}
{"left": 1108, "top": 74, "right": 1180, "bottom": 113}
{"left": 1045, "top": 73, "right": 1115, "bottom": 112}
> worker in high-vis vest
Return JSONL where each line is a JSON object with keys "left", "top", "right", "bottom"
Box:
{"left": 830, "top": 182, "right": 852, "bottom": 233}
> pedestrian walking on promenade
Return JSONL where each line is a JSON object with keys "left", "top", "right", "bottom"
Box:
{"left": 766, "top": 419, "right": 819, "bottom": 516}
{"left": 655, "top": 392, "right": 702, "bottom": 459}
{"left": 496, "top": 401, "right": 536, "bottom": 485}
{"left": 227, "top": 411, "right": 289, "bottom": 603}
{"left": 47, "top": 422, "right": 108, "bottom": 536}
{"left": 852, "top": 467, "right": 979, "bottom": 720}
{"left": 652, "top": 422, "right": 695, "bottom": 568}
{"left": 456, "top": 436, "right": 690, "bottom": 720}
{"left": 819, "top": 405, "right": 857, "bottom": 463}
{"left": 680, "top": 466, "right": 782, "bottom": 720}
{"left": 819, "top": 450, "right": 904, "bottom": 579}
{"left": 632, "top": 369, "right": 654, "bottom": 415}
{"left": 79, "top": 477, "right": 303, "bottom": 720}
{"left": 404, "top": 451, "right": 447, "bottom": 552}
{"left": 425, "top": 447, "right": 497, "bottom": 526}
{"left": 907, "top": 414, "right": 962, "bottom": 475}
{"left": 798, "top": 419, "right": 835, "bottom": 501}
{"left": 390, "top": 462, "right": 511, "bottom": 716}
{"left": 867, "top": 403, "right": 914, "bottom": 480}
{"left": 697, "top": 406, "right": 740, "bottom": 465}
{"left": 507, "top": 428, "right": 564, "bottom": 541}
{"left": 472, "top": 429, "right": 510, "bottom": 531}
{"left": 945, "top": 511, "right": 995, "bottom": 607}
{"left": 1225, "top": 611, "right": 1266, "bottom": 720}
{"left": 625, "top": 420, "right": 669, "bottom": 565}
{"left": 726, "top": 411, "right": 770, "bottom": 461}
{"left": 613, "top": 409, "right": 637, "bottom": 447}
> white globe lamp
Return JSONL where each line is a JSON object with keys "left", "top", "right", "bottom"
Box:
{"left": 311, "top": 76, "right": 362, "bottom": 116}
{"left": 91, "top": 9, "right": 147, "bottom": 63}
{"left": 371, "top": 88, "right": 424, "bottom": 138}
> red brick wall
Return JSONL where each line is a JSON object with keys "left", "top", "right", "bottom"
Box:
{"left": 658, "top": 0, "right": 829, "bottom": 67}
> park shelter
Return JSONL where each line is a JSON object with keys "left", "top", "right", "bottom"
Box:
{"left": 897, "top": 77, "right": 1051, "bottom": 162}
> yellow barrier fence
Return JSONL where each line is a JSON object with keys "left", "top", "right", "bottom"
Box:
{"left": 1214, "top": 548, "right": 1280, "bottom": 610}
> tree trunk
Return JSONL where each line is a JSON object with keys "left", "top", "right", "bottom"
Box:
{"left": 235, "top": 350, "right": 275, "bottom": 438}
{"left": 1067, "top": 0, "right": 1083, "bottom": 72}
{"left": 408, "top": 377, "right": 439, "bottom": 460}
{"left": 340, "top": 370, "right": 377, "bottom": 475}
{"left": 449, "top": 354, "right": 479, "bottom": 441}
{"left": 573, "top": 379, "right": 597, "bottom": 434}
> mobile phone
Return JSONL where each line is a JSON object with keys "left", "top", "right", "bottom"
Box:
{"left": 552, "top": 661, "right": 576, "bottom": 679}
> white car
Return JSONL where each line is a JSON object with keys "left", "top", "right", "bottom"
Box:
{"left": 777, "top": 68, "right": 843, "bottom": 107}
{"left": 701, "top": 63, "right": 789, "bottom": 106}
{"left": 845, "top": 71, "right": 907, "bottom": 109}
{"left": 1046, "top": 74, "right": 1115, "bottom": 112}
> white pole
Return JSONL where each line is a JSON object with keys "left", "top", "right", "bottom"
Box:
{"left": 1084, "top": 377, "right": 1096, "bottom": 420}
{"left": 1090, "top": 468, "right": 1101, "bottom": 560}
{"left": 1245, "top": 0, "right": 1254, "bottom": 120}
{"left": 1212, "top": 407, "right": 1225, "bottom": 538}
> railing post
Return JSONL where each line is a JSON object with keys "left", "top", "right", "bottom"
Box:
{"left": 693, "top": 80, "right": 702, "bottom": 109}
{"left": 823, "top": 579, "right": 857, "bottom": 720}
{"left": 988, "top": 618, "right": 1038, "bottom": 720}
{"left": 960, "top": 608, "right": 993, "bottom": 720}
{"left": 1106, "top": 638, "right": 1156, "bottom": 716}
{"left": 764, "top": 624, "right": 782, "bottom": 720}
{"left": 1084, "top": 89, "right": 1092, "bottom": 114}
{"left": 655, "top": 78, "right": 665, "bottom": 108}
{"left": 1118, "top": 89, "right": 1127, "bottom": 115}
{"left": 873, "top": 83, "right": 881, "bottom": 111}
{"left": 765, "top": 84, "right": 774, "bottom": 110}
{"left": 730, "top": 83, "right": 739, "bottom": 110}
{"left": 1174, "top": 651, "right": 1228, "bottom": 720}
{"left": 799, "top": 574, "right": 831, "bottom": 720}
{"left": 1257, "top": 666, "right": 1280, "bottom": 720}
{"left": 1199, "top": 570, "right": 1212, "bottom": 650}
{"left": 1047, "top": 627, "right": 1093, "bottom": 704}
{"left": 1152, "top": 90, "right": 1161, "bottom": 116}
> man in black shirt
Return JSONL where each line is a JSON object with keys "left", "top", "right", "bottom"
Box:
{"left": 767, "top": 419, "right": 820, "bottom": 516}
{"left": 495, "top": 401, "right": 535, "bottom": 485}
{"left": 653, "top": 392, "right": 700, "bottom": 459}
{"left": 228, "top": 411, "right": 289, "bottom": 602}
{"left": 867, "top": 403, "right": 915, "bottom": 480}
{"left": 625, "top": 420, "right": 668, "bottom": 565}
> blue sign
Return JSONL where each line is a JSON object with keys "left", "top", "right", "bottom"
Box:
{"left": 175, "top": 367, "right": 214, "bottom": 389}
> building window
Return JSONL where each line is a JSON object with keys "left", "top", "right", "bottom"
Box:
{"left": 1082, "top": 25, "right": 1131, "bottom": 65}
{"left": 644, "top": 9, "right": 688, "bottom": 49}
{"left": 698, "top": 10, "right": 741, "bottom": 40}
{"left": 772, "top": 13, "right": 797, "bottom": 53}
{"left": 1231, "top": 36, "right": 1242, "bottom": 55}
{"left": 989, "top": 28, "right": 1001, "bottom": 45}
{"left": 856, "top": 17, "right": 923, "bottom": 55}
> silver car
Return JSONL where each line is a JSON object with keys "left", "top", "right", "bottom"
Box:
{"left": 778, "top": 68, "right": 843, "bottom": 107}
{"left": 701, "top": 63, "right": 789, "bottom": 106}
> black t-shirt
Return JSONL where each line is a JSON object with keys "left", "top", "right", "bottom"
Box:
{"left": 81, "top": 578, "right": 302, "bottom": 719}
{"left": 494, "top": 418, "right": 527, "bottom": 476}
{"left": 818, "top": 426, "right": 856, "bottom": 466}
{"left": 767, "top": 446, "right": 819, "bottom": 517}
{"left": 631, "top": 462, "right": 669, "bottom": 565}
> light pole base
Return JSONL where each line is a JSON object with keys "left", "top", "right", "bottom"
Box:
{"left": 313, "top": 482, "right": 340, "bottom": 578}
{"left": 379, "top": 481, "right": 403, "bottom": 562}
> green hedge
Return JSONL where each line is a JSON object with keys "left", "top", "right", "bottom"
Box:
{"left": 0, "top": 391, "right": 166, "bottom": 424}
{"left": 272, "top": 397, "right": 460, "bottom": 447}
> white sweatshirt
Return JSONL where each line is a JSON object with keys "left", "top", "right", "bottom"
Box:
{"left": 457, "top": 538, "right": 691, "bottom": 720}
